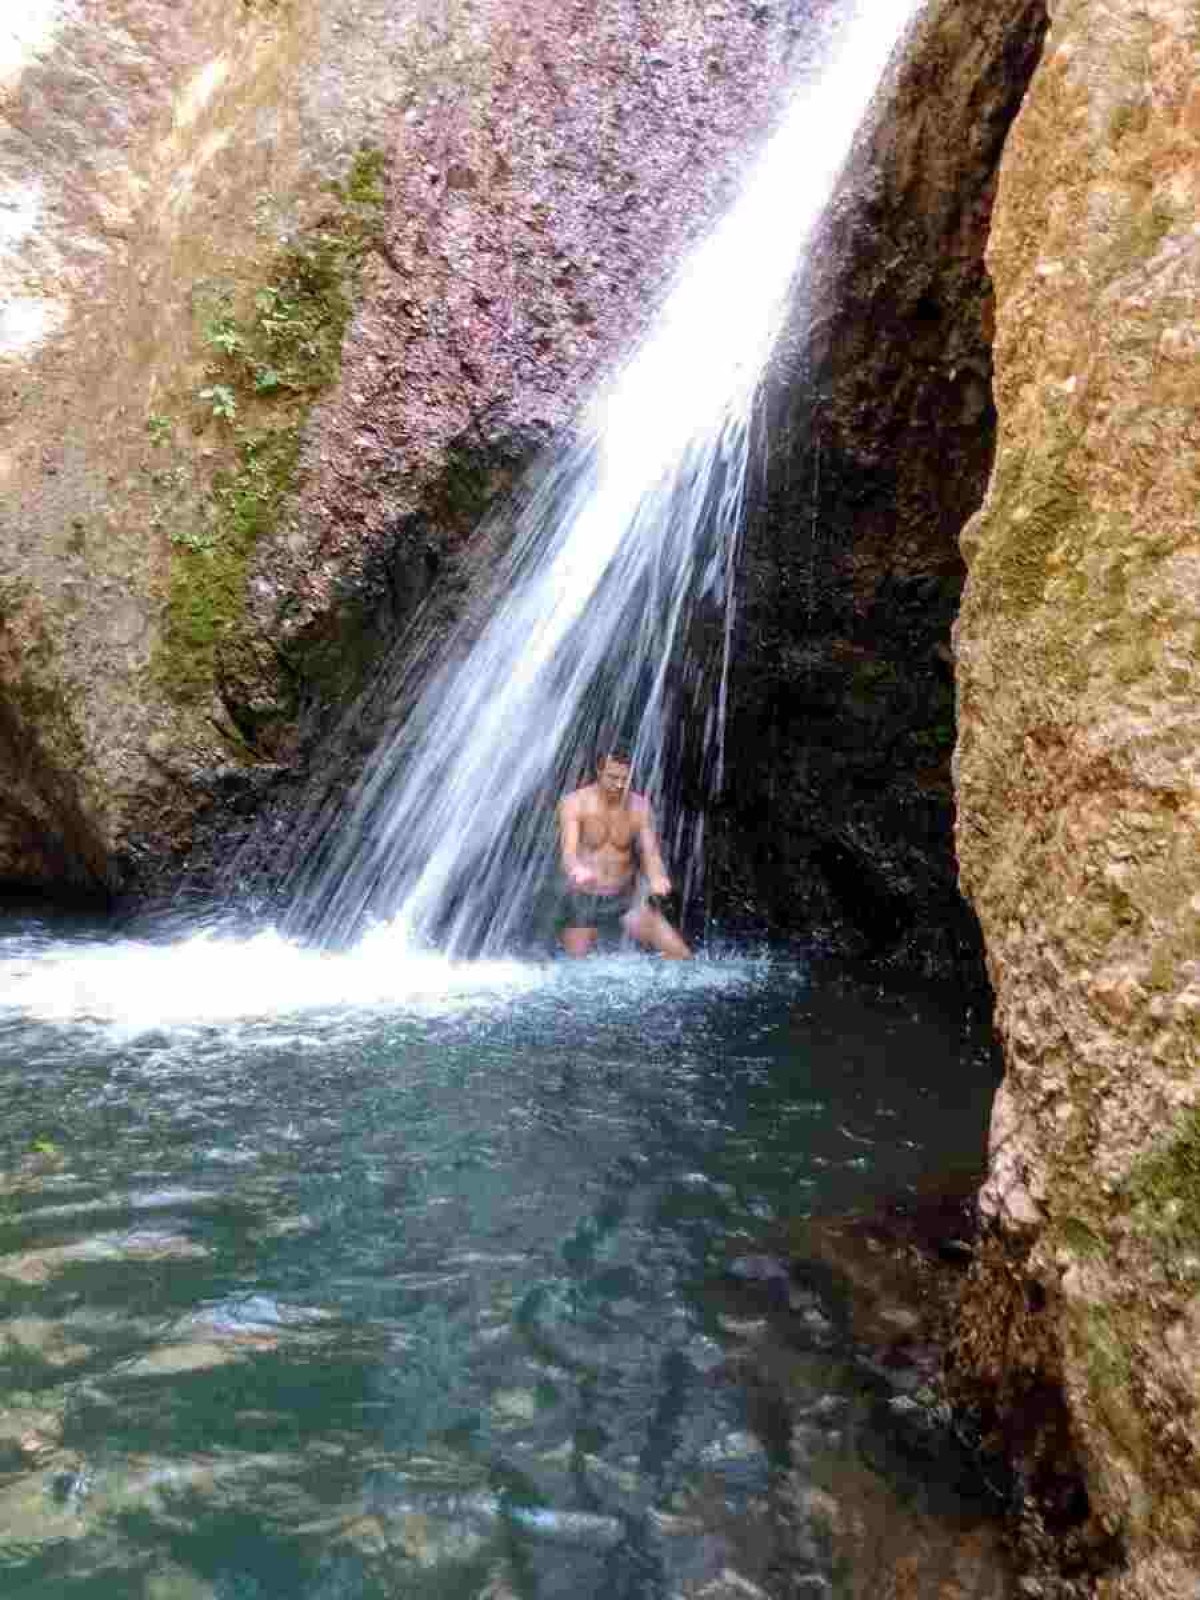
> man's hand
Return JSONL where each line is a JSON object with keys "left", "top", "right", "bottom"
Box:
{"left": 568, "top": 862, "right": 598, "bottom": 890}
{"left": 647, "top": 873, "right": 671, "bottom": 899}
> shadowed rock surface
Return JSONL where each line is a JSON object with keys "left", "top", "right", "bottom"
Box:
{"left": 711, "top": 0, "right": 1047, "bottom": 976}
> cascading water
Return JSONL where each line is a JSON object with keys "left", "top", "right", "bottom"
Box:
{"left": 285, "top": 0, "right": 925, "bottom": 956}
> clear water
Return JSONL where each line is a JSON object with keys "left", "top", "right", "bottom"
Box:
{"left": 0, "top": 913, "right": 999, "bottom": 1598}
{"left": 283, "top": 0, "right": 925, "bottom": 954}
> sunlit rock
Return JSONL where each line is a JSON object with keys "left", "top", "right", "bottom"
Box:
{"left": 953, "top": 0, "right": 1200, "bottom": 1591}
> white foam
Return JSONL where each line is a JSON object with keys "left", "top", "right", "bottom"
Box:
{"left": 0, "top": 924, "right": 549, "bottom": 1032}
{"left": 0, "top": 921, "right": 775, "bottom": 1037}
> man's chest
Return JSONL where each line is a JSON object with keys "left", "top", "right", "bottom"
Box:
{"left": 579, "top": 807, "right": 638, "bottom": 850}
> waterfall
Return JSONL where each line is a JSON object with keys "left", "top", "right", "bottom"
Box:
{"left": 286, "top": 0, "right": 923, "bottom": 955}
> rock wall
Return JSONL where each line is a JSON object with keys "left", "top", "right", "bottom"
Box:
{"left": 714, "top": 0, "right": 1046, "bottom": 973}
{"left": 953, "top": 0, "right": 1200, "bottom": 1591}
{"left": 0, "top": 0, "right": 814, "bottom": 895}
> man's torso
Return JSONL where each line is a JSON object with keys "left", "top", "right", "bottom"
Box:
{"left": 571, "top": 785, "right": 643, "bottom": 891}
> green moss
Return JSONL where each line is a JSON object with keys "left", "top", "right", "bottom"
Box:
{"left": 432, "top": 442, "right": 507, "bottom": 528}
{"left": 1147, "top": 943, "right": 1177, "bottom": 993}
{"left": 1126, "top": 1108, "right": 1200, "bottom": 1255}
{"left": 0, "top": 576, "right": 27, "bottom": 626}
{"left": 1083, "top": 1307, "right": 1132, "bottom": 1390}
{"left": 156, "top": 427, "right": 301, "bottom": 701}
{"left": 1057, "top": 1217, "right": 1108, "bottom": 1260}
{"left": 1112, "top": 632, "right": 1158, "bottom": 685}
{"left": 1077, "top": 882, "right": 1143, "bottom": 953}
{"left": 1108, "top": 102, "right": 1149, "bottom": 146}
{"left": 342, "top": 146, "right": 387, "bottom": 210}
{"left": 153, "top": 146, "right": 388, "bottom": 710}
{"left": 974, "top": 420, "right": 1089, "bottom": 617}
{"left": 1107, "top": 195, "right": 1174, "bottom": 279}
{"left": 1075, "top": 1306, "right": 1145, "bottom": 1461}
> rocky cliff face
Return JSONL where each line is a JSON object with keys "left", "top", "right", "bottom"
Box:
{"left": 953, "top": 0, "right": 1200, "bottom": 1592}
{"left": 0, "top": 0, "right": 813, "bottom": 895}
{"left": 1, "top": 0, "right": 1048, "bottom": 970}
{"left": 714, "top": 0, "right": 1045, "bottom": 973}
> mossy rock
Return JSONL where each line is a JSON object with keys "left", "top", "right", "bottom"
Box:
{"left": 151, "top": 146, "right": 389, "bottom": 721}
{"left": 1125, "top": 1108, "right": 1200, "bottom": 1259}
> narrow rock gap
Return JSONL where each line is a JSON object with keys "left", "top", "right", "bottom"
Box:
{"left": 711, "top": 0, "right": 1050, "bottom": 975}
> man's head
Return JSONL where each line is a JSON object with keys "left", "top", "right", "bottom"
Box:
{"left": 596, "top": 746, "right": 632, "bottom": 798}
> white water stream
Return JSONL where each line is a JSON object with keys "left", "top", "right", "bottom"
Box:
{"left": 284, "top": 0, "right": 925, "bottom": 957}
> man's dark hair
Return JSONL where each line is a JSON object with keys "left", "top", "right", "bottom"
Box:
{"left": 598, "top": 742, "right": 633, "bottom": 768}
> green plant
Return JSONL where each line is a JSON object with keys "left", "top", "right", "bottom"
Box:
{"left": 146, "top": 413, "right": 174, "bottom": 447}
{"left": 198, "top": 384, "right": 238, "bottom": 421}
{"left": 1108, "top": 101, "right": 1148, "bottom": 146}
{"left": 1126, "top": 1107, "right": 1200, "bottom": 1255}
{"left": 193, "top": 154, "right": 387, "bottom": 412}
{"left": 168, "top": 526, "right": 217, "bottom": 554}
{"left": 1057, "top": 1216, "right": 1107, "bottom": 1260}
{"left": 155, "top": 146, "right": 388, "bottom": 710}
{"left": 156, "top": 425, "right": 301, "bottom": 700}
{"left": 204, "top": 312, "right": 244, "bottom": 357}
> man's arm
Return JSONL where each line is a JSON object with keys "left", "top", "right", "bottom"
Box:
{"left": 558, "top": 794, "right": 594, "bottom": 888}
{"left": 634, "top": 798, "right": 671, "bottom": 898}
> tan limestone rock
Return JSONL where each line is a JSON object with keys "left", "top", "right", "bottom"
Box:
{"left": 955, "top": 0, "right": 1200, "bottom": 1590}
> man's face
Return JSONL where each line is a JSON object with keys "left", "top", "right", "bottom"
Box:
{"left": 597, "top": 757, "right": 631, "bottom": 798}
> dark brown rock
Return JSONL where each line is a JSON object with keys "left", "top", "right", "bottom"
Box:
{"left": 711, "top": 0, "right": 1047, "bottom": 970}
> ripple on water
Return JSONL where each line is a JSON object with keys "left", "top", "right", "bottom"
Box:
{"left": 0, "top": 917, "right": 1000, "bottom": 1600}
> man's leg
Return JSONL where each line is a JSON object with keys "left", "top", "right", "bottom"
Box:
{"left": 561, "top": 924, "right": 598, "bottom": 958}
{"left": 624, "top": 906, "right": 692, "bottom": 959}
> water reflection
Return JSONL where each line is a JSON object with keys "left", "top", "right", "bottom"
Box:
{"left": 0, "top": 922, "right": 999, "bottom": 1597}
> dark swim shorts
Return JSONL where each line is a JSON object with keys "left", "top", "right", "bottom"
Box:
{"left": 561, "top": 886, "right": 636, "bottom": 930}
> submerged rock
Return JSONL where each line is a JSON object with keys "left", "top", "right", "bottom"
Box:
{"left": 711, "top": 1185, "right": 1024, "bottom": 1599}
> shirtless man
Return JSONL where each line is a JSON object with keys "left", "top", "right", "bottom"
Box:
{"left": 558, "top": 748, "right": 692, "bottom": 959}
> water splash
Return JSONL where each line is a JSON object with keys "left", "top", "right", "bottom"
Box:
{"left": 0, "top": 924, "right": 764, "bottom": 1032}
{"left": 287, "top": 0, "right": 924, "bottom": 953}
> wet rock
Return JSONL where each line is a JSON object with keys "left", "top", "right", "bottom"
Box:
{"left": 713, "top": 0, "right": 1047, "bottom": 972}
{"left": 683, "top": 1570, "right": 771, "bottom": 1600}
{"left": 489, "top": 1386, "right": 540, "bottom": 1428}
{"left": 727, "top": 1254, "right": 793, "bottom": 1308}
{"left": 144, "top": 1569, "right": 217, "bottom": 1600}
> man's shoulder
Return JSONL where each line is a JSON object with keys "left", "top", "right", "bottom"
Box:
{"left": 561, "top": 783, "right": 599, "bottom": 811}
